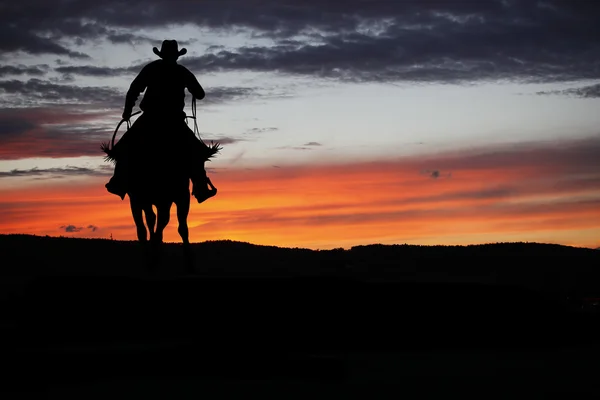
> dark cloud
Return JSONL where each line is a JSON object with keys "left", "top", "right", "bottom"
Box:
{"left": 1, "top": 1, "right": 598, "bottom": 84}
{"left": 537, "top": 83, "right": 600, "bottom": 98}
{"left": 0, "top": 118, "right": 37, "bottom": 138}
{"left": 202, "top": 86, "right": 257, "bottom": 104}
{"left": 20, "top": 67, "right": 258, "bottom": 104}
{"left": 422, "top": 169, "right": 451, "bottom": 179}
{"left": 0, "top": 80, "right": 270, "bottom": 160}
{"left": 0, "top": 166, "right": 111, "bottom": 178}
{"left": 59, "top": 224, "right": 101, "bottom": 233}
{"left": 60, "top": 224, "right": 84, "bottom": 233}
{"left": 0, "top": 79, "right": 123, "bottom": 108}
{"left": 0, "top": 26, "right": 90, "bottom": 59}
{"left": 0, "top": 64, "right": 49, "bottom": 77}
{"left": 245, "top": 127, "right": 279, "bottom": 134}
{"left": 55, "top": 65, "right": 137, "bottom": 77}
{"left": 106, "top": 32, "right": 162, "bottom": 45}
{"left": 272, "top": 141, "right": 321, "bottom": 151}
{"left": 199, "top": 135, "right": 244, "bottom": 145}
{"left": 276, "top": 145, "right": 316, "bottom": 151}
{"left": 181, "top": 24, "right": 598, "bottom": 84}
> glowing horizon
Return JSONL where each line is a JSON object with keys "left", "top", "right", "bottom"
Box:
{"left": 2, "top": 137, "right": 599, "bottom": 250}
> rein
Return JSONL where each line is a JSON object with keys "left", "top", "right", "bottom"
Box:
{"left": 109, "top": 110, "right": 142, "bottom": 150}
{"left": 186, "top": 96, "right": 205, "bottom": 144}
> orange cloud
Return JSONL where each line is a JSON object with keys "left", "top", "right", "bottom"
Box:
{"left": 1, "top": 137, "right": 599, "bottom": 249}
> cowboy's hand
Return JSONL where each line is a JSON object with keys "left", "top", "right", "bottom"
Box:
{"left": 122, "top": 108, "right": 132, "bottom": 120}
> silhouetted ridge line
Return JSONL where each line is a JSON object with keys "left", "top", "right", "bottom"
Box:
{"left": 1, "top": 234, "right": 598, "bottom": 296}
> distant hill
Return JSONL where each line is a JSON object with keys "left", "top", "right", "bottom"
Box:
{"left": 1, "top": 234, "right": 600, "bottom": 390}
{"left": 1, "top": 234, "right": 598, "bottom": 294}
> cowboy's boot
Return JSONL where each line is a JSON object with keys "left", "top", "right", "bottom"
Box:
{"left": 105, "top": 178, "right": 126, "bottom": 200}
{"left": 105, "top": 163, "right": 126, "bottom": 200}
{"left": 192, "top": 176, "right": 217, "bottom": 204}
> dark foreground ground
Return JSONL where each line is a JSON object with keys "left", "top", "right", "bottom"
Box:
{"left": 1, "top": 234, "right": 599, "bottom": 397}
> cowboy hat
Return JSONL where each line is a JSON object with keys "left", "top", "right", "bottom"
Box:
{"left": 153, "top": 40, "right": 187, "bottom": 60}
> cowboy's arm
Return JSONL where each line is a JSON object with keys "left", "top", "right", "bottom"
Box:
{"left": 123, "top": 65, "right": 150, "bottom": 119}
{"left": 184, "top": 68, "right": 205, "bottom": 100}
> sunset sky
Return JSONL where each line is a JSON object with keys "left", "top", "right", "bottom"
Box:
{"left": 1, "top": 0, "right": 599, "bottom": 249}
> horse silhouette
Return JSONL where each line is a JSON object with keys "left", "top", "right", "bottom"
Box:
{"left": 102, "top": 114, "right": 221, "bottom": 273}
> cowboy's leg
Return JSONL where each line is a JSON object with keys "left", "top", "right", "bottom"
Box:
{"left": 106, "top": 115, "right": 146, "bottom": 199}
{"left": 183, "top": 123, "right": 207, "bottom": 183}
{"left": 177, "top": 121, "right": 211, "bottom": 200}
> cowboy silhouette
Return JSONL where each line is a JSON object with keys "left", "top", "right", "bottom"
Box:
{"left": 105, "top": 39, "right": 215, "bottom": 203}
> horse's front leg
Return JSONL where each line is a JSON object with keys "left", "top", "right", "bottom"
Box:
{"left": 176, "top": 194, "right": 190, "bottom": 245}
{"left": 154, "top": 201, "right": 172, "bottom": 244}
{"left": 176, "top": 193, "right": 194, "bottom": 274}
{"left": 129, "top": 197, "right": 147, "bottom": 242}
{"left": 144, "top": 205, "right": 157, "bottom": 242}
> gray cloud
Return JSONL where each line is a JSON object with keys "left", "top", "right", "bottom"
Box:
{"left": 1, "top": 1, "right": 598, "bottom": 84}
